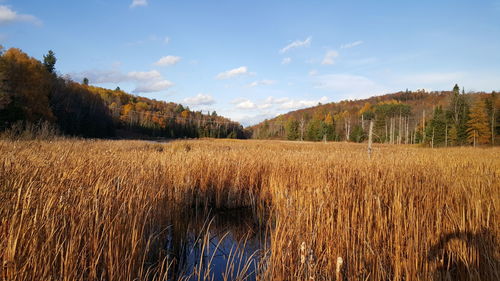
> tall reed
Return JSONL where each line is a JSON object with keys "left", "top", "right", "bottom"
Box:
{"left": 0, "top": 139, "right": 498, "bottom": 280}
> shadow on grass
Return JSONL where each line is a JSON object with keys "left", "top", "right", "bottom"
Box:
{"left": 427, "top": 228, "right": 499, "bottom": 281}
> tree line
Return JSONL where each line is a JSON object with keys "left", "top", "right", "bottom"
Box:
{"left": 252, "top": 86, "right": 499, "bottom": 146}
{"left": 0, "top": 47, "right": 249, "bottom": 139}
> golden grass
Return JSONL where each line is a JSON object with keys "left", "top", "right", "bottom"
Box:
{"left": 0, "top": 139, "right": 499, "bottom": 280}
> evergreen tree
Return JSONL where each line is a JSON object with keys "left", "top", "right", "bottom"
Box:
{"left": 43, "top": 50, "right": 57, "bottom": 74}
{"left": 324, "top": 113, "right": 336, "bottom": 140}
{"left": 447, "top": 84, "right": 470, "bottom": 145}
{"left": 426, "top": 106, "right": 447, "bottom": 146}
{"left": 306, "top": 118, "right": 323, "bottom": 141}
{"left": 285, "top": 118, "right": 299, "bottom": 140}
{"left": 350, "top": 125, "right": 365, "bottom": 143}
{"left": 83, "top": 77, "right": 89, "bottom": 85}
{"left": 466, "top": 99, "right": 491, "bottom": 145}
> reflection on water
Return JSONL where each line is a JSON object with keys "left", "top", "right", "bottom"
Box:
{"left": 162, "top": 207, "right": 269, "bottom": 281}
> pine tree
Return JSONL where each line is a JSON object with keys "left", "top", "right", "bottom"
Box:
{"left": 285, "top": 118, "right": 299, "bottom": 140}
{"left": 43, "top": 50, "right": 57, "bottom": 73}
{"left": 426, "top": 106, "right": 447, "bottom": 146}
{"left": 447, "top": 84, "right": 470, "bottom": 145}
{"left": 466, "top": 99, "right": 491, "bottom": 145}
{"left": 350, "top": 125, "right": 365, "bottom": 143}
{"left": 324, "top": 112, "right": 336, "bottom": 140}
{"left": 306, "top": 118, "right": 323, "bottom": 141}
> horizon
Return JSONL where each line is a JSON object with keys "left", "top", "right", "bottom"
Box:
{"left": 2, "top": 0, "right": 499, "bottom": 126}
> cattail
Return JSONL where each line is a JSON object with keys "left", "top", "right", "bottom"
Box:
{"left": 336, "top": 256, "right": 343, "bottom": 281}
{"left": 300, "top": 241, "right": 306, "bottom": 264}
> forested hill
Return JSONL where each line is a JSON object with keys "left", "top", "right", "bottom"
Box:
{"left": 249, "top": 88, "right": 499, "bottom": 146}
{"left": 0, "top": 47, "right": 248, "bottom": 139}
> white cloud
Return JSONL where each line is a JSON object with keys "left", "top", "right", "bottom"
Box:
{"left": 264, "top": 96, "right": 290, "bottom": 104}
{"left": 257, "top": 99, "right": 282, "bottom": 109}
{"left": 279, "top": 96, "right": 329, "bottom": 110}
{"left": 71, "top": 69, "right": 128, "bottom": 84}
{"left": 258, "top": 103, "right": 273, "bottom": 109}
{"left": 130, "top": 0, "right": 147, "bottom": 8}
{"left": 247, "top": 80, "right": 276, "bottom": 87}
{"left": 226, "top": 96, "right": 331, "bottom": 125}
{"left": 0, "top": 5, "right": 41, "bottom": 26}
{"left": 134, "top": 80, "right": 173, "bottom": 93}
{"left": 71, "top": 69, "right": 173, "bottom": 93}
{"left": 164, "top": 37, "right": 170, "bottom": 44}
{"left": 233, "top": 99, "right": 256, "bottom": 110}
{"left": 127, "top": 70, "right": 162, "bottom": 81}
{"left": 216, "top": 66, "right": 249, "bottom": 80}
{"left": 154, "top": 55, "right": 181, "bottom": 66}
{"left": 127, "top": 70, "right": 173, "bottom": 93}
{"left": 282, "top": 57, "right": 292, "bottom": 65}
{"left": 321, "top": 50, "right": 339, "bottom": 65}
{"left": 309, "top": 69, "right": 319, "bottom": 76}
{"left": 183, "top": 93, "right": 215, "bottom": 106}
{"left": 279, "top": 37, "right": 312, "bottom": 54}
{"left": 341, "top": 41, "right": 364, "bottom": 49}
{"left": 233, "top": 113, "right": 278, "bottom": 127}
{"left": 231, "top": 95, "right": 328, "bottom": 113}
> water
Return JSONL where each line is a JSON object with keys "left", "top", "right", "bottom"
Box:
{"left": 162, "top": 208, "right": 268, "bottom": 281}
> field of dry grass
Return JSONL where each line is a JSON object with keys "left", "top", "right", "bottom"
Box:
{"left": 1, "top": 139, "right": 499, "bottom": 280}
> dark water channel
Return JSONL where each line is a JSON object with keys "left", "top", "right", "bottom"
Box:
{"left": 158, "top": 207, "right": 269, "bottom": 281}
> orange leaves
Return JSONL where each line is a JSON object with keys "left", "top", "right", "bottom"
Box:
{"left": 1, "top": 48, "right": 55, "bottom": 122}
{"left": 466, "top": 99, "right": 491, "bottom": 145}
{"left": 180, "top": 110, "right": 190, "bottom": 119}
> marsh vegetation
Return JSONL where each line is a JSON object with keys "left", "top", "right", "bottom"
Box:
{"left": 1, "top": 139, "right": 499, "bottom": 280}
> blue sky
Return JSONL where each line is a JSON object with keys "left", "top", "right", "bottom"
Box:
{"left": 1, "top": 0, "right": 500, "bottom": 125}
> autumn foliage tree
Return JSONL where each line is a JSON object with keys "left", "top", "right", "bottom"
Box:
{"left": 466, "top": 98, "right": 491, "bottom": 145}
{"left": 1, "top": 47, "right": 247, "bottom": 139}
{"left": 249, "top": 85, "right": 498, "bottom": 147}
{"left": 0, "top": 48, "right": 55, "bottom": 125}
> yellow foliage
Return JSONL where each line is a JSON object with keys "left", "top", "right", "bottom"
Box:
{"left": 325, "top": 113, "right": 334, "bottom": 125}
{"left": 466, "top": 99, "right": 491, "bottom": 144}
{"left": 122, "top": 103, "right": 134, "bottom": 115}
{"left": 181, "top": 110, "right": 190, "bottom": 119}
{"left": 358, "top": 102, "right": 372, "bottom": 115}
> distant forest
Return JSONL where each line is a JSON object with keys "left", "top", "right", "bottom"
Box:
{"left": 250, "top": 87, "right": 499, "bottom": 146}
{"left": 0, "top": 47, "right": 249, "bottom": 139}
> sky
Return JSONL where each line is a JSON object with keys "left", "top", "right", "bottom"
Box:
{"left": 1, "top": 0, "right": 500, "bottom": 126}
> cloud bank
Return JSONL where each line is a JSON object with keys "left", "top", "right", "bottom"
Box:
{"left": 154, "top": 55, "right": 181, "bottom": 66}
{"left": 0, "top": 5, "right": 41, "bottom": 26}
{"left": 71, "top": 69, "right": 173, "bottom": 93}
{"left": 183, "top": 93, "right": 216, "bottom": 106}
{"left": 216, "top": 66, "right": 249, "bottom": 80}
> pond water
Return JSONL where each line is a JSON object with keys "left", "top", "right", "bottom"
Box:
{"left": 162, "top": 207, "right": 269, "bottom": 281}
